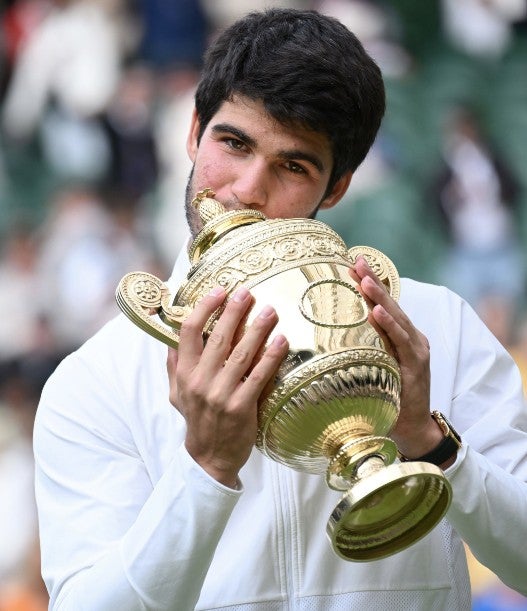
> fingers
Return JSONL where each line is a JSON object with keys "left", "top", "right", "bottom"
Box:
{"left": 351, "top": 256, "right": 402, "bottom": 323}
{"left": 176, "top": 286, "right": 229, "bottom": 367}
{"left": 350, "top": 256, "right": 420, "bottom": 359}
{"left": 177, "top": 285, "right": 287, "bottom": 392}
{"left": 351, "top": 257, "right": 432, "bottom": 437}
{"left": 219, "top": 301, "right": 289, "bottom": 396}
{"left": 226, "top": 319, "right": 289, "bottom": 394}
{"left": 350, "top": 257, "right": 395, "bottom": 339}
{"left": 200, "top": 287, "right": 256, "bottom": 372}
{"left": 177, "top": 285, "right": 258, "bottom": 374}
{"left": 349, "top": 257, "right": 378, "bottom": 311}
{"left": 362, "top": 275, "right": 414, "bottom": 354}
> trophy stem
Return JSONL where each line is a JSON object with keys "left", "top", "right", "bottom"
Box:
{"left": 326, "top": 436, "right": 398, "bottom": 491}
{"left": 355, "top": 454, "right": 387, "bottom": 480}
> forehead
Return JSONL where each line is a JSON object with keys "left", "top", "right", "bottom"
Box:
{"left": 206, "top": 95, "right": 333, "bottom": 163}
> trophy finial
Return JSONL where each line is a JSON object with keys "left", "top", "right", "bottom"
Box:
{"left": 192, "top": 189, "right": 227, "bottom": 224}
{"left": 188, "top": 189, "right": 267, "bottom": 263}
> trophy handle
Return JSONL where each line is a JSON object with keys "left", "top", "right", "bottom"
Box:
{"left": 347, "top": 245, "right": 400, "bottom": 301}
{"left": 115, "top": 272, "right": 191, "bottom": 348}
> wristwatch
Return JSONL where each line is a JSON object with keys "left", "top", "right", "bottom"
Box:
{"left": 400, "top": 411, "right": 462, "bottom": 466}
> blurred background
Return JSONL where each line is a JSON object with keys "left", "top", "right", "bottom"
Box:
{"left": 0, "top": 0, "right": 526, "bottom": 609}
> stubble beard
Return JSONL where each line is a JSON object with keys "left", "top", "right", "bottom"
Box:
{"left": 184, "top": 166, "right": 202, "bottom": 240}
{"left": 184, "top": 167, "right": 243, "bottom": 239}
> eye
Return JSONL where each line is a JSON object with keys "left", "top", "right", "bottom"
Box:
{"left": 284, "top": 160, "right": 307, "bottom": 175}
{"left": 223, "top": 137, "right": 247, "bottom": 151}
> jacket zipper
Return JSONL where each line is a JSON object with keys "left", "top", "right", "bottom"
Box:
{"left": 272, "top": 461, "right": 298, "bottom": 610}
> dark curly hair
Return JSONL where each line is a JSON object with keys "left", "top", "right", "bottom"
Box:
{"left": 194, "top": 8, "right": 385, "bottom": 193}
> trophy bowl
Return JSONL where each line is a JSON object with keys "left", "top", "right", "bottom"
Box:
{"left": 116, "top": 189, "right": 452, "bottom": 561}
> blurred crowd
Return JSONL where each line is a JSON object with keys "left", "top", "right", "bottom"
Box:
{"left": 0, "top": 1, "right": 527, "bottom": 609}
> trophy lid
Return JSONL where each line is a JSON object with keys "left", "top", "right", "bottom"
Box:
{"left": 189, "top": 189, "right": 267, "bottom": 263}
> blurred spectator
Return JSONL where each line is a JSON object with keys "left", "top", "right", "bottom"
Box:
{"left": 0, "top": 545, "right": 48, "bottom": 611}
{"left": 101, "top": 63, "right": 159, "bottom": 204}
{"left": 35, "top": 185, "right": 163, "bottom": 352}
{"left": 430, "top": 104, "right": 525, "bottom": 324}
{"left": 0, "top": 362, "right": 48, "bottom": 609}
{"left": 152, "top": 65, "right": 200, "bottom": 267}
{"left": 2, "top": 0, "right": 123, "bottom": 139}
{"left": 0, "top": 367, "right": 40, "bottom": 593}
{"left": 0, "top": 224, "right": 42, "bottom": 361}
{"left": 132, "top": 0, "right": 210, "bottom": 70}
{"left": 315, "top": 0, "right": 414, "bottom": 78}
{"left": 1, "top": 0, "right": 127, "bottom": 182}
{"left": 108, "top": 0, "right": 211, "bottom": 266}
{"left": 441, "top": 0, "right": 527, "bottom": 59}
{"left": 0, "top": 0, "right": 51, "bottom": 100}
{"left": 201, "top": 0, "right": 310, "bottom": 31}
{"left": 0, "top": 224, "right": 67, "bottom": 403}
{"left": 0, "top": 406, "right": 35, "bottom": 588}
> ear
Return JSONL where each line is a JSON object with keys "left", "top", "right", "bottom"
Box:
{"left": 186, "top": 108, "right": 200, "bottom": 162}
{"left": 319, "top": 171, "right": 353, "bottom": 210}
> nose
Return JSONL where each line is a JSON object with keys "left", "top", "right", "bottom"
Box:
{"left": 231, "top": 160, "right": 269, "bottom": 209}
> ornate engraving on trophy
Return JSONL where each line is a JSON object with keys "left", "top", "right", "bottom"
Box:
{"left": 299, "top": 279, "right": 367, "bottom": 328}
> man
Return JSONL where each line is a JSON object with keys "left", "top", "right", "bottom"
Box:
{"left": 34, "top": 8, "right": 527, "bottom": 610}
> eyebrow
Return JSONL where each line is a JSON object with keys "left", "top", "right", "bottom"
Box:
{"left": 211, "top": 122, "right": 326, "bottom": 173}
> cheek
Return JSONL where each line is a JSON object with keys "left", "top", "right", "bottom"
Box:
{"left": 194, "top": 150, "right": 233, "bottom": 191}
{"left": 279, "top": 185, "right": 324, "bottom": 218}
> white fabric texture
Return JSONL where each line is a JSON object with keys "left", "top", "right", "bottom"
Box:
{"left": 34, "top": 245, "right": 527, "bottom": 610}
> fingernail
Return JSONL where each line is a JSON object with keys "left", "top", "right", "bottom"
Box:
{"left": 271, "top": 334, "right": 287, "bottom": 347}
{"left": 209, "top": 286, "right": 225, "bottom": 297}
{"left": 232, "top": 287, "right": 250, "bottom": 302}
{"left": 258, "top": 305, "right": 275, "bottom": 318}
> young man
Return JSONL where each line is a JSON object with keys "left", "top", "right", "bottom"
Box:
{"left": 34, "top": 8, "right": 527, "bottom": 610}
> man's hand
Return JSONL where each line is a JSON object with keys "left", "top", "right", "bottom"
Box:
{"left": 350, "top": 257, "right": 446, "bottom": 460}
{"left": 166, "top": 286, "right": 289, "bottom": 488}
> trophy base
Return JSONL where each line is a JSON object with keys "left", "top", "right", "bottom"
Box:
{"left": 327, "top": 461, "right": 452, "bottom": 561}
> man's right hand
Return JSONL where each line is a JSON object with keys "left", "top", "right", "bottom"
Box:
{"left": 166, "top": 286, "right": 289, "bottom": 488}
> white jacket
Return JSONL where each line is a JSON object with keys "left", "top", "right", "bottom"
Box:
{"left": 34, "top": 246, "right": 527, "bottom": 610}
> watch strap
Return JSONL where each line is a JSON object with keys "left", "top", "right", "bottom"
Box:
{"left": 400, "top": 411, "right": 462, "bottom": 466}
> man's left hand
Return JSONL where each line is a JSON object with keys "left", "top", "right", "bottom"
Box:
{"left": 349, "top": 256, "right": 445, "bottom": 459}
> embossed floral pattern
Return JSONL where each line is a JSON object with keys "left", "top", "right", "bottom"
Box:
{"left": 133, "top": 278, "right": 162, "bottom": 306}
{"left": 273, "top": 237, "right": 305, "bottom": 260}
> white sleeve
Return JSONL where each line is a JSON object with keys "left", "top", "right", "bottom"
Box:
{"left": 34, "top": 350, "right": 240, "bottom": 611}
{"left": 446, "top": 445, "right": 527, "bottom": 595}
{"left": 439, "top": 296, "right": 527, "bottom": 595}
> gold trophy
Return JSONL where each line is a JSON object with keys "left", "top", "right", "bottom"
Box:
{"left": 116, "top": 189, "right": 451, "bottom": 561}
